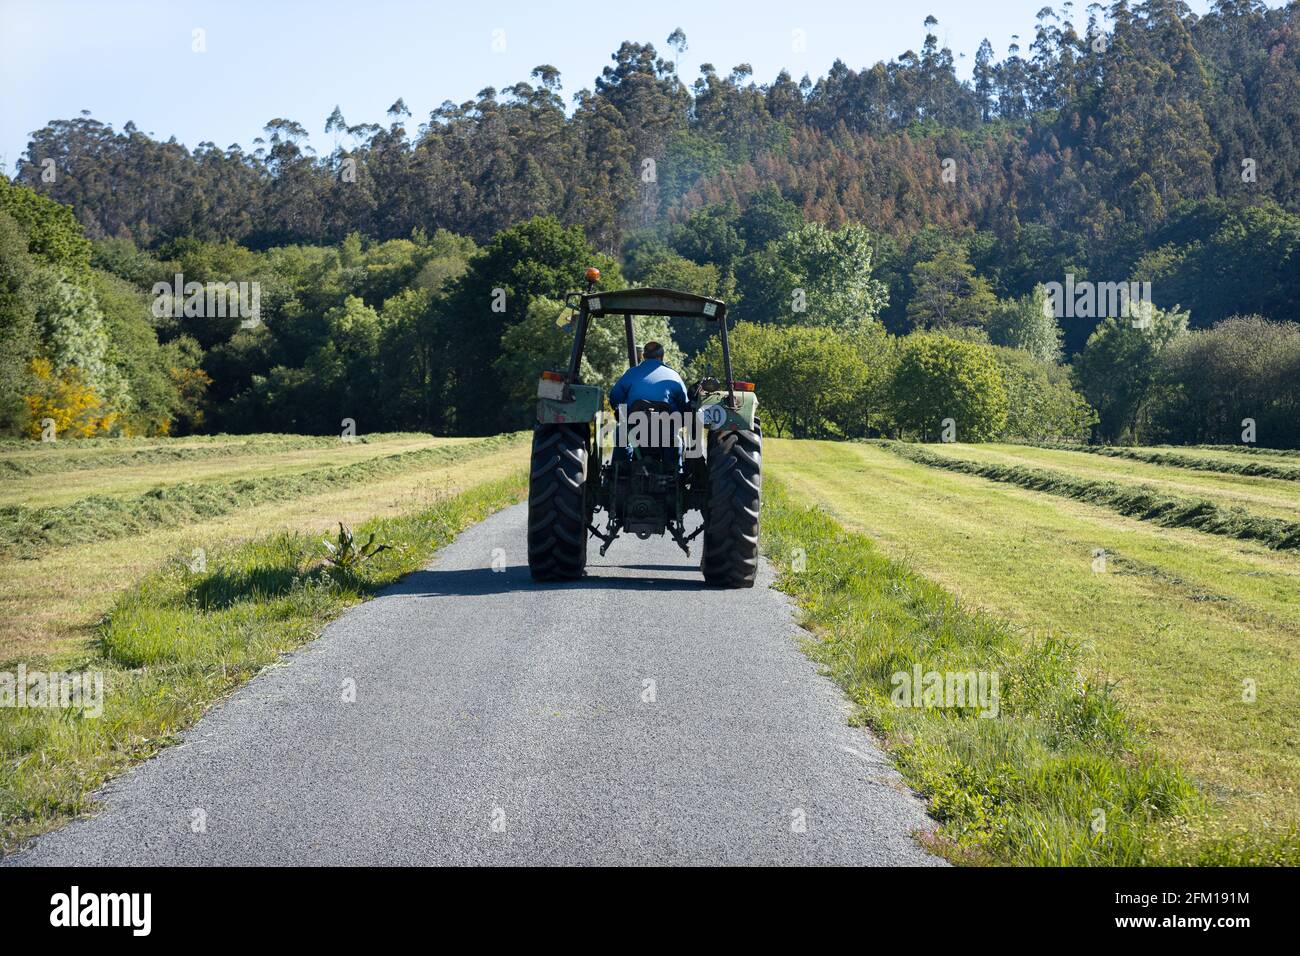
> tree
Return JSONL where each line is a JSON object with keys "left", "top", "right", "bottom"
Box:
{"left": 317, "top": 291, "right": 382, "bottom": 418}
{"left": 594, "top": 41, "right": 690, "bottom": 163}
{"left": 669, "top": 202, "right": 745, "bottom": 274}
{"left": 887, "top": 334, "right": 1008, "bottom": 441}
{"left": 906, "top": 247, "right": 997, "bottom": 330}
{"left": 376, "top": 287, "right": 439, "bottom": 428}
{"left": 738, "top": 222, "right": 888, "bottom": 327}
{"left": 1136, "top": 201, "right": 1300, "bottom": 328}
{"left": 0, "top": 177, "right": 92, "bottom": 278}
{"left": 974, "top": 38, "right": 997, "bottom": 122}
{"left": 833, "top": 323, "right": 900, "bottom": 438}
{"left": 987, "top": 285, "right": 1063, "bottom": 362}
{"left": 92, "top": 269, "right": 184, "bottom": 434}
{"left": 736, "top": 185, "right": 800, "bottom": 250}
{"left": 1072, "top": 305, "right": 1189, "bottom": 442}
{"left": 990, "top": 346, "right": 1097, "bottom": 441}
{"left": 667, "top": 28, "right": 688, "bottom": 67}
{"left": 23, "top": 358, "right": 117, "bottom": 438}
{"left": 1149, "top": 315, "right": 1300, "bottom": 447}
{"left": 160, "top": 336, "right": 209, "bottom": 435}
{"left": 0, "top": 209, "right": 38, "bottom": 433}
{"left": 29, "top": 267, "right": 126, "bottom": 414}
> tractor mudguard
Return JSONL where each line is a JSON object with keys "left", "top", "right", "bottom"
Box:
{"left": 694, "top": 389, "right": 758, "bottom": 433}
{"left": 537, "top": 382, "right": 603, "bottom": 425}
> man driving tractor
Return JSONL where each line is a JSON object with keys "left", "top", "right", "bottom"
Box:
{"left": 608, "top": 341, "right": 689, "bottom": 466}
{"left": 608, "top": 341, "right": 688, "bottom": 414}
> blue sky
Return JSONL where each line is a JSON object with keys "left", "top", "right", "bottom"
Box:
{"left": 0, "top": 0, "right": 1270, "bottom": 171}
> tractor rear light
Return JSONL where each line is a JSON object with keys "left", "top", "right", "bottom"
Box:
{"left": 731, "top": 381, "right": 755, "bottom": 391}
{"left": 538, "top": 370, "right": 567, "bottom": 401}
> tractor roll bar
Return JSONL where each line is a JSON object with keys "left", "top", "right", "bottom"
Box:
{"left": 565, "top": 303, "right": 589, "bottom": 387}
{"left": 717, "top": 313, "right": 737, "bottom": 408}
{"left": 565, "top": 286, "right": 737, "bottom": 408}
{"left": 624, "top": 314, "right": 637, "bottom": 369}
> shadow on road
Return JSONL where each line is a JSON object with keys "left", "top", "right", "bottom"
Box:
{"left": 614, "top": 563, "right": 701, "bottom": 572}
{"left": 386, "top": 563, "right": 712, "bottom": 597}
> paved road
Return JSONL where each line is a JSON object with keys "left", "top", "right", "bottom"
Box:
{"left": 7, "top": 503, "right": 940, "bottom": 866}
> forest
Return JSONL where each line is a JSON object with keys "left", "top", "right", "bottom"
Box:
{"left": 2, "top": 0, "right": 1299, "bottom": 446}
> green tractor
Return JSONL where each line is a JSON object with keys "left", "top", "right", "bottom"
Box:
{"left": 527, "top": 270, "right": 761, "bottom": 587}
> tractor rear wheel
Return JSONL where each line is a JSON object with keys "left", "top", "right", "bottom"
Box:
{"left": 700, "top": 422, "right": 762, "bottom": 588}
{"left": 528, "top": 424, "right": 589, "bottom": 581}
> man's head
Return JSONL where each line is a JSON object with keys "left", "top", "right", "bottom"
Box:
{"left": 643, "top": 341, "right": 665, "bottom": 363}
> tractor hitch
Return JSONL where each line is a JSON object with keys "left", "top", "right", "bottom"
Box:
{"left": 669, "top": 521, "right": 702, "bottom": 556}
{"left": 588, "top": 521, "right": 621, "bottom": 556}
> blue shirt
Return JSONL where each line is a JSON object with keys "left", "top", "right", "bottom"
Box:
{"left": 609, "top": 360, "right": 688, "bottom": 413}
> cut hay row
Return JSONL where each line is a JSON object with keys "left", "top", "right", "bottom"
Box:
{"left": 884, "top": 441, "right": 1300, "bottom": 552}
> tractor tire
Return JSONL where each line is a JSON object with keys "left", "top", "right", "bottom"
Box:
{"left": 700, "top": 422, "right": 762, "bottom": 588}
{"left": 528, "top": 424, "right": 589, "bottom": 581}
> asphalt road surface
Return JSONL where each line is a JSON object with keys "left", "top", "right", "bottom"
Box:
{"left": 7, "top": 503, "right": 941, "bottom": 866}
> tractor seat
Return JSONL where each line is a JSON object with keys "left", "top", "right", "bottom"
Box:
{"left": 627, "top": 399, "right": 674, "bottom": 415}
{"left": 619, "top": 399, "right": 680, "bottom": 468}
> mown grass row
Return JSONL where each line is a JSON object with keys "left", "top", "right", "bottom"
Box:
{"left": 0, "top": 470, "right": 527, "bottom": 852}
{"left": 1195, "top": 444, "right": 1300, "bottom": 459}
{"left": 764, "top": 478, "right": 1297, "bottom": 865}
{"left": 1031, "top": 441, "right": 1300, "bottom": 481}
{"left": 0, "top": 433, "right": 525, "bottom": 559}
{"left": 0, "top": 432, "right": 432, "bottom": 477}
{"left": 883, "top": 441, "right": 1300, "bottom": 552}
{"left": 0, "top": 432, "right": 408, "bottom": 450}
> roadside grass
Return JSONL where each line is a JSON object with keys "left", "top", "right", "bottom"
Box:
{"left": 884, "top": 441, "right": 1300, "bottom": 551}
{"left": 0, "top": 433, "right": 523, "bottom": 559}
{"left": 762, "top": 476, "right": 1299, "bottom": 865}
{"left": 1031, "top": 442, "right": 1300, "bottom": 483}
{"left": 767, "top": 439, "right": 1300, "bottom": 858}
{"left": 0, "top": 470, "right": 527, "bottom": 853}
{"left": 0, "top": 435, "right": 531, "bottom": 664}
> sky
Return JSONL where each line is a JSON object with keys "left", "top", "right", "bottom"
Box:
{"left": 0, "top": 0, "right": 1273, "bottom": 172}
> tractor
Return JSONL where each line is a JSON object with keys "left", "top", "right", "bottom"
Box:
{"left": 527, "top": 269, "right": 761, "bottom": 587}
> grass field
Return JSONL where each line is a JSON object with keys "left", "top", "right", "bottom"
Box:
{"left": 0, "top": 432, "right": 529, "bottom": 665}
{"left": 0, "top": 433, "right": 484, "bottom": 507}
{"left": 766, "top": 438, "right": 1300, "bottom": 855}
